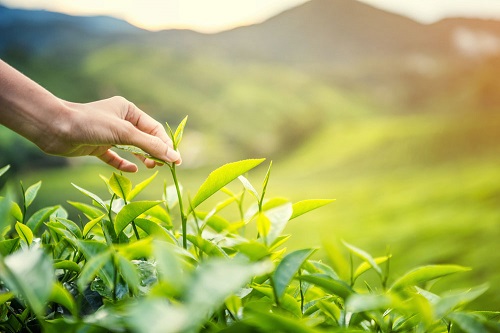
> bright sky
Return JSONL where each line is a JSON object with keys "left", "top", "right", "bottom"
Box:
{"left": 2, "top": 0, "right": 500, "bottom": 33}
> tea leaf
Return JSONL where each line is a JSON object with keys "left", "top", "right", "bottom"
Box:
{"left": 114, "top": 200, "right": 163, "bottom": 235}
{"left": 353, "top": 255, "right": 391, "bottom": 281}
{"left": 435, "top": 284, "right": 490, "bottom": 318}
{"left": 0, "top": 238, "right": 20, "bottom": 256}
{"left": 10, "top": 202, "right": 23, "bottom": 222}
{"left": 343, "top": 240, "right": 382, "bottom": 276}
{"left": 260, "top": 161, "right": 273, "bottom": 205}
{"left": 173, "top": 115, "right": 188, "bottom": 148}
{"left": 391, "top": 265, "right": 471, "bottom": 291}
{"left": 54, "top": 260, "right": 81, "bottom": 273}
{"left": 117, "top": 255, "right": 140, "bottom": 295}
{"left": 257, "top": 212, "right": 271, "bottom": 239}
{"left": 265, "top": 202, "right": 293, "bottom": 246}
{"left": 273, "top": 248, "right": 317, "bottom": 302}
{"left": 109, "top": 172, "right": 132, "bottom": 201}
{"left": 82, "top": 214, "right": 105, "bottom": 238}
{"left": 24, "top": 181, "right": 41, "bottom": 209}
{"left": 67, "top": 201, "right": 104, "bottom": 219}
{"left": 15, "top": 221, "right": 33, "bottom": 245}
{"left": 191, "top": 159, "right": 265, "bottom": 209}
{"left": 290, "top": 199, "right": 335, "bottom": 220}
{"left": 50, "top": 282, "right": 77, "bottom": 316}
{"left": 0, "top": 291, "right": 14, "bottom": 305}
{"left": 77, "top": 250, "right": 112, "bottom": 292}
{"left": 134, "top": 218, "right": 176, "bottom": 243}
{"left": 113, "top": 145, "right": 165, "bottom": 163}
{"left": 26, "top": 205, "right": 60, "bottom": 233}
{"left": 448, "top": 312, "right": 490, "bottom": 333}
{"left": 245, "top": 306, "right": 321, "bottom": 333}
{"left": 185, "top": 258, "right": 273, "bottom": 320}
{"left": 297, "top": 274, "right": 354, "bottom": 299}
{"left": 128, "top": 171, "right": 158, "bottom": 201}
{"left": 234, "top": 240, "right": 270, "bottom": 261}
{"left": 238, "top": 175, "right": 259, "bottom": 200}
{"left": 0, "top": 247, "right": 55, "bottom": 317}
{"left": 251, "top": 285, "right": 302, "bottom": 317}
{"left": 187, "top": 235, "right": 227, "bottom": 257}
{"left": 345, "top": 294, "right": 392, "bottom": 313}
{"left": 55, "top": 217, "right": 83, "bottom": 239}
{"left": 72, "top": 183, "right": 107, "bottom": 211}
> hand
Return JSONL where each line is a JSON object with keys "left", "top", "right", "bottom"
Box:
{"left": 47, "top": 97, "right": 182, "bottom": 172}
{"left": 0, "top": 60, "right": 181, "bottom": 172}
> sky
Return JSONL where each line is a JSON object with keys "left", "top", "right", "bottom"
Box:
{"left": 3, "top": 0, "right": 500, "bottom": 33}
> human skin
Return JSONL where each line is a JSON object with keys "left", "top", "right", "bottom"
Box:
{"left": 0, "top": 60, "right": 181, "bottom": 172}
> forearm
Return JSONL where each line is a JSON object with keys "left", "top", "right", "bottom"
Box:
{"left": 0, "top": 60, "right": 69, "bottom": 150}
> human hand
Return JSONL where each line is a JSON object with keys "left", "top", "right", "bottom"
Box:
{"left": 42, "top": 96, "right": 182, "bottom": 172}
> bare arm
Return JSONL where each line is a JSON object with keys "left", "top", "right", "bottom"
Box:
{"left": 0, "top": 60, "right": 181, "bottom": 172}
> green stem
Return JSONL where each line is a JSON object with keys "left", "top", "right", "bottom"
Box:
{"left": 131, "top": 221, "right": 140, "bottom": 240}
{"left": 170, "top": 164, "right": 187, "bottom": 249}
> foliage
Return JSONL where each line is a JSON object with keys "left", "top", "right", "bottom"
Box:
{"left": 0, "top": 122, "right": 498, "bottom": 333}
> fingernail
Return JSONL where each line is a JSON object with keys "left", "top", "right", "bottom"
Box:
{"left": 166, "top": 148, "right": 181, "bottom": 163}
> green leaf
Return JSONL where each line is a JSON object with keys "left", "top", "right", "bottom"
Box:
{"left": 290, "top": 199, "right": 335, "bottom": 220}
{"left": 251, "top": 284, "right": 302, "bottom": 317}
{"left": 191, "top": 159, "right": 265, "bottom": 209}
{"left": 67, "top": 201, "right": 104, "bottom": 219}
{"left": 134, "top": 218, "right": 176, "bottom": 243}
{"left": 435, "top": 284, "right": 490, "bottom": 318}
{"left": 238, "top": 175, "right": 259, "bottom": 200}
{"left": 273, "top": 248, "right": 317, "bottom": 301}
{"left": 26, "top": 205, "right": 60, "bottom": 234}
{"left": 82, "top": 214, "right": 105, "bottom": 238}
{"left": 109, "top": 172, "right": 132, "bottom": 201}
{"left": 55, "top": 217, "right": 83, "bottom": 239}
{"left": 24, "top": 181, "right": 41, "bottom": 209}
{"left": 15, "top": 221, "right": 33, "bottom": 245}
{"left": 245, "top": 306, "right": 321, "bottom": 333}
{"left": 128, "top": 171, "right": 158, "bottom": 201}
{"left": 343, "top": 240, "right": 382, "bottom": 276}
{"left": 0, "top": 238, "right": 20, "bottom": 256}
{"left": 76, "top": 240, "right": 115, "bottom": 288}
{"left": 72, "top": 183, "right": 107, "bottom": 211}
{"left": 256, "top": 212, "right": 271, "bottom": 239}
{"left": 173, "top": 115, "right": 188, "bottom": 148}
{"left": 353, "top": 255, "right": 391, "bottom": 281}
{"left": 49, "top": 282, "right": 77, "bottom": 316}
{"left": 346, "top": 293, "right": 392, "bottom": 313}
{"left": 0, "top": 247, "right": 55, "bottom": 317}
{"left": 114, "top": 200, "right": 162, "bottom": 235}
{"left": 113, "top": 145, "right": 165, "bottom": 163}
{"left": 390, "top": 265, "right": 471, "bottom": 291}
{"left": 448, "top": 312, "right": 490, "bottom": 333}
{"left": 233, "top": 240, "right": 270, "bottom": 261}
{"left": 153, "top": 241, "right": 190, "bottom": 297}
{"left": 0, "top": 291, "right": 14, "bottom": 305}
{"left": 260, "top": 161, "right": 272, "bottom": 205}
{"left": 10, "top": 202, "right": 23, "bottom": 222}
{"left": 265, "top": 202, "right": 293, "bottom": 246}
{"left": 0, "top": 164, "right": 10, "bottom": 178}
{"left": 164, "top": 183, "right": 182, "bottom": 210}
{"left": 77, "top": 250, "right": 113, "bottom": 292}
{"left": 186, "top": 235, "right": 227, "bottom": 257}
{"left": 125, "top": 299, "right": 190, "bottom": 333}
{"left": 54, "top": 260, "right": 81, "bottom": 273}
{"left": 117, "top": 255, "right": 140, "bottom": 295}
{"left": 185, "top": 258, "right": 273, "bottom": 319}
{"left": 116, "top": 237, "right": 154, "bottom": 259}
{"left": 297, "top": 274, "right": 354, "bottom": 299}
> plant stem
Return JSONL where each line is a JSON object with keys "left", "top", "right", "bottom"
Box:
{"left": 169, "top": 164, "right": 187, "bottom": 249}
{"left": 131, "top": 221, "right": 140, "bottom": 240}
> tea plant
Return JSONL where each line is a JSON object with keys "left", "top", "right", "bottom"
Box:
{"left": 0, "top": 118, "right": 498, "bottom": 333}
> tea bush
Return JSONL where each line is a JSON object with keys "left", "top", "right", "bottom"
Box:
{"left": 0, "top": 118, "right": 498, "bottom": 333}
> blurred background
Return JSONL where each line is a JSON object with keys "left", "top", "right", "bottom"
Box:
{"left": 1, "top": 0, "right": 499, "bottom": 309}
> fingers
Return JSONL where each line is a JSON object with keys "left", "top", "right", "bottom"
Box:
{"left": 119, "top": 99, "right": 182, "bottom": 165}
{"left": 98, "top": 149, "right": 138, "bottom": 173}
